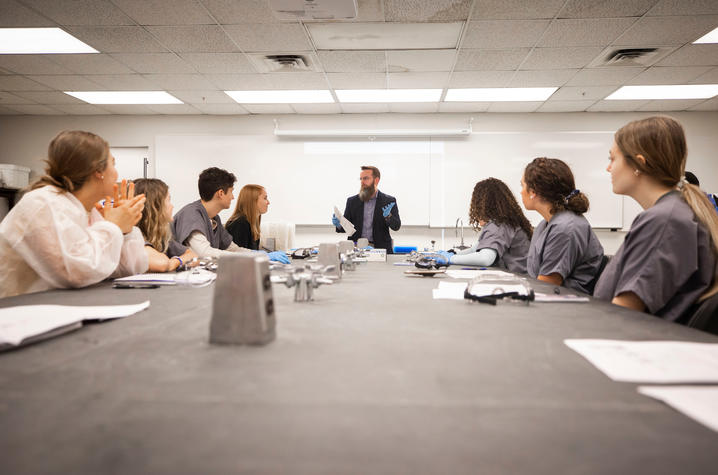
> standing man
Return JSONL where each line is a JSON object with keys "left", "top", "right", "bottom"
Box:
{"left": 333, "top": 165, "right": 401, "bottom": 253}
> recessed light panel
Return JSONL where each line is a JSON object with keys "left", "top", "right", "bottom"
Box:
{"left": 64, "top": 91, "right": 183, "bottom": 104}
{"left": 445, "top": 88, "right": 558, "bottom": 102}
{"left": 694, "top": 27, "right": 718, "bottom": 44}
{"left": 225, "top": 90, "right": 334, "bottom": 103}
{"left": 0, "top": 28, "right": 98, "bottom": 54}
{"left": 307, "top": 22, "right": 463, "bottom": 50}
{"left": 606, "top": 85, "right": 718, "bottom": 100}
{"left": 336, "top": 89, "right": 442, "bottom": 103}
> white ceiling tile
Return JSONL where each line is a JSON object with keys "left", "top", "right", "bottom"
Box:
{"left": 168, "top": 90, "right": 235, "bottom": 104}
{"left": 0, "top": 0, "right": 55, "bottom": 26}
{"left": 0, "top": 91, "right": 36, "bottom": 104}
{"left": 147, "top": 26, "right": 239, "bottom": 53}
{"left": 488, "top": 101, "right": 543, "bottom": 112}
{"left": 536, "top": 100, "right": 596, "bottom": 112}
{"left": 111, "top": 53, "right": 196, "bottom": 74}
{"left": 308, "top": 22, "right": 463, "bottom": 50}
{"left": 388, "top": 103, "right": 439, "bottom": 113}
{"left": 51, "top": 104, "right": 112, "bottom": 115}
{"left": 438, "top": 102, "right": 490, "bottom": 112}
{"left": 180, "top": 53, "right": 256, "bottom": 74}
{"left": 13, "top": 91, "right": 85, "bottom": 104}
{"left": 142, "top": 74, "right": 217, "bottom": 90}
{"left": 290, "top": 103, "right": 343, "bottom": 114}
{"left": 206, "top": 73, "right": 328, "bottom": 90}
{"left": 340, "top": 103, "right": 391, "bottom": 113}
{"left": 112, "top": 0, "right": 215, "bottom": 25}
{"left": 566, "top": 67, "right": 644, "bottom": 86}
{"left": 384, "top": 0, "right": 472, "bottom": 22}
{"left": 520, "top": 47, "right": 604, "bottom": 70}
{"left": 587, "top": 100, "right": 650, "bottom": 111}
{"left": 0, "top": 75, "right": 51, "bottom": 91}
{"left": 689, "top": 97, "right": 718, "bottom": 111}
{"left": 318, "top": 51, "right": 386, "bottom": 73}
{"left": 65, "top": 26, "right": 169, "bottom": 53}
{"left": 471, "top": 0, "right": 565, "bottom": 20}
{"left": 627, "top": 66, "right": 713, "bottom": 85}
{"left": 637, "top": 99, "right": 705, "bottom": 111}
{"left": 0, "top": 105, "right": 23, "bottom": 114}
{"left": 202, "top": 0, "right": 281, "bottom": 24}
{"left": 5, "top": 104, "right": 64, "bottom": 114}
{"left": 0, "top": 55, "right": 74, "bottom": 75}
{"left": 615, "top": 15, "right": 718, "bottom": 46}
{"left": 223, "top": 24, "right": 312, "bottom": 53}
{"left": 387, "top": 50, "right": 456, "bottom": 72}
{"left": 50, "top": 54, "right": 135, "bottom": 75}
{"left": 690, "top": 67, "right": 718, "bottom": 84}
{"left": 145, "top": 104, "right": 201, "bottom": 114}
{"left": 550, "top": 85, "right": 618, "bottom": 101}
{"left": 539, "top": 18, "right": 636, "bottom": 47}
{"left": 354, "top": 0, "right": 385, "bottom": 21}
{"left": 463, "top": 20, "right": 550, "bottom": 49}
{"left": 98, "top": 105, "right": 158, "bottom": 114}
{"left": 387, "top": 72, "right": 449, "bottom": 88}
{"left": 82, "top": 74, "right": 158, "bottom": 90}
{"left": 508, "top": 69, "right": 578, "bottom": 87}
{"left": 27, "top": 74, "right": 104, "bottom": 90}
{"left": 449, "top": 70, "right": 514, "bottom": 87}
{"left": 455, "top": 48, "right": 530, "bottom": 71}
{"left": 242, "top": 104, "right": 295, "bottom": 114}
{"left": 192, "top": 103, "right": 250, "bottom": 114}
{"left": 558, "top": 0, "right": 657, "bottom": 18}
{"left": 20, "top": 0, "right": 134, "bottom": 25}
{"left": 327, "top": 73, "right": 387, "bottom": 89}
{"left": 657, "top": 44, "right": 718, "bottom": 67}
{"left": 648, "top": 0, "right": 718, "bottom": 16}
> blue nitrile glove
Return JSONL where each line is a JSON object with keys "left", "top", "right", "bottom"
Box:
{"left": 362, "top": 245, "right": 374, "bottom": 250}
{"left": 382, "top": 202, "right": 396, "bottom": 217}
{"left": 332, "top": 214, "right": 341, "bottom": 227}
{"left": 268, "top": 251, "right": 290, "bottom": 264}
{"left": 434, "top": 250, "right": 453, "bottom": 265}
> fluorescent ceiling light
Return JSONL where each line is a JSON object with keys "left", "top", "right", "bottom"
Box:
{"left": 64, "top": 91, "right": 183, "bottom": 104}
{"left": 606, "top": 84, "right": 718, "bottom": 100}
{"left": 307, "top": 22, "right": 463, "bottom": 50}
{"left": 225, "top": 90, "right": 334, "bottom": 103}
{"left": 0, "top": 28, "right": 98, "bottom": 54}
{"left": 694, "top": 26, "right": 718, "bottom": 44}
{"left": 336, "top": 89, "right": 442, "bottom": 103}
{"left": 445, "top": 87, "right": 558, "bottom": 102}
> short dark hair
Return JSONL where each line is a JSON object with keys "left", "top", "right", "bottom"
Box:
{"left": 361, "top": 165, "right": 380, "bottom": 179}
{"left": 198, "top": 167, "right": 236, "bottom": 201}
{"left": 685, "top": 171, "right": 699, "bottom": 186}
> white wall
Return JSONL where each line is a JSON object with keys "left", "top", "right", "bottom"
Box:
{"left": 1, "top": 111, "right": 716, "bottom": 255}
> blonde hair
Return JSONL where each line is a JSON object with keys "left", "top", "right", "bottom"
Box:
{"left": 615, "top": 116, "right": 718, "bottom": 300}
{"left": 227, "top": 184, "right": 264, "bottom": 241}
{"left": 133, "top": 178, "right": 171, "bottom": 253}
{"left": 32, "top": 130, "right": 109, "bottom": 192}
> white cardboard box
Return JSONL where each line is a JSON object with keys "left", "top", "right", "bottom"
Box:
{"left": 0, "top": 164, "right": 31, "bottom": 189}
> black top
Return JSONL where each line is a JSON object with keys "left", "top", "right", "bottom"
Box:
{"left": 225, "top": 215, "right": 259, "bottom": 250}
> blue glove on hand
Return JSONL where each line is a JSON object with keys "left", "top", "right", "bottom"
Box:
{"left": 434, "top": 250, "right": 453, "bottom": 265}
{"left": 382, "top": 202, "right": 396, "bottom": 218}
{"left": 362, "top": 245, "right": 374, "bottom": 250}
{"left": 268, "top": 251, "right": 290, "bottom": 264}
{"left": 332, "top": 214, "right": 340, "bottom": 227}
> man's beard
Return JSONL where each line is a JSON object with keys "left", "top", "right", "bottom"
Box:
{"left": 359, "top": 184, "right": 375, "bottom": 202}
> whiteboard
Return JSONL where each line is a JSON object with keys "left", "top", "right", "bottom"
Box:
{"left": 155, "top": 135, "right": 432, "bottom": 225}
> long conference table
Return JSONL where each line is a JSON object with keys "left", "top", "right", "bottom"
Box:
{"left": 0, "top": 255, "right": 716, "bottom": 474}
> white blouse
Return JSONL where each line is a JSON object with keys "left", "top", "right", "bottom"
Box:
{"left": 0, "top": 185, "right": 148, "bottom": 298}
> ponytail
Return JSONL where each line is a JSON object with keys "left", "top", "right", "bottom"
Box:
{"left": 681, "top": 183, "right": 718, "bottom": 300}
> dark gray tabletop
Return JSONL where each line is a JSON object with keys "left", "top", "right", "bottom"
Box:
{"left": 1, "top": 257, "right": 717, "bottom": 474}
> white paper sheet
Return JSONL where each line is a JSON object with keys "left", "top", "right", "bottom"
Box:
{"left": 534, "top": 292, "right": 589, "bottom": 303}
{"left": 333, "top": 205, "right": 356, "bottom": 236}
{"left": 638, "top": 386, "right": 718, "bottom": 432}
{"left": 114, "top": 273, "right": 177, "bottom": 284}
{"left": 432, "top": 282, "right": 468, "bottom": 300}
{"left": 445, "top": 269, "right": 513, "bottom": 280}
{"left": 0, "top": 301, "right": 150, "bottom": 346}
{"left": 564, "top": 339, "right": 718, "bottom": 383}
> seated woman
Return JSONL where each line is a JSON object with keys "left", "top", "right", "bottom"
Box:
{"left": 522, "top": 157, "right": 604, "bottom": 294}
{"left": 0, "top": 130, "right": 148, "bottom": 298}
{"left": 594, "top": 116, "right": 718, "bottom": 323}
{"left": 133, "top": 178, "right": 197, "bottom": 272}
{"left": 438, "top": 178, "right": 532, "bottom": 273}
{"left": 225, "top": 184, "right": 289, "bottom": 263}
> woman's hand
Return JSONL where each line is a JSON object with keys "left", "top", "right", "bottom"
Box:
{"left": 103, "top": 194, "right": 145, "bottom": 234}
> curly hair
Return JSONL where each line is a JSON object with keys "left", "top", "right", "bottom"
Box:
{"left": 133, "top": 178, "right": 171, "bottom": 253}
{"left": 523, "top": 157, "right": 589, "bottom": 215}
{"left": 469, "top": 177, "right": 533, "bottom": 239}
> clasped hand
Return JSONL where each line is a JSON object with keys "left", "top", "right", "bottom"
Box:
{"left": 95, "top": 179, "right": 146, "bottom": 234}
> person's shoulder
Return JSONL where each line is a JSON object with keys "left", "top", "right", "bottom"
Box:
{"left": 226, "top": 215, "right": 249, "bottom": 230}
{"left": 635, "top": 192, "right": 694, "bottom": 233}
{"left": 174, "top": 200, "right": 202, "bottom": 219}
{"left": 551, "top": 211, "right": 589, "bottom": 230}
{"left": 378, "top": 190, "right": 396, "bottom": 201}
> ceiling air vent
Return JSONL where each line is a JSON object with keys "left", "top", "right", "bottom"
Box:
{"left": 248, "top": 53, "right": 318, "bottom": 73}
{"left": 589, "top": 46, "right": 676, "bottom": 68}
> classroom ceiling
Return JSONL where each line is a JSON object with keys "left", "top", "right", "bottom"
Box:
{"left": 0, "top": 0, "right": 717, "bottom": 115}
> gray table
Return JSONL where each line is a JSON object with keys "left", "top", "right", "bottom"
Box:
{"left": 1, "top": 257, "right": 717, "bottom": 474}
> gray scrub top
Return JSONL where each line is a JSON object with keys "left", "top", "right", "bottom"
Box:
{"left": 527, "top": 211, "right": 604, "bottom": 294}
{"left": 594, "top": 191, "right": 716, "bottom": 322}
{"left": 172, "top": 200, "right": 234, "bottom": 250}
{"left": 478, "top": 222, "right": 530, "bottom": 274}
